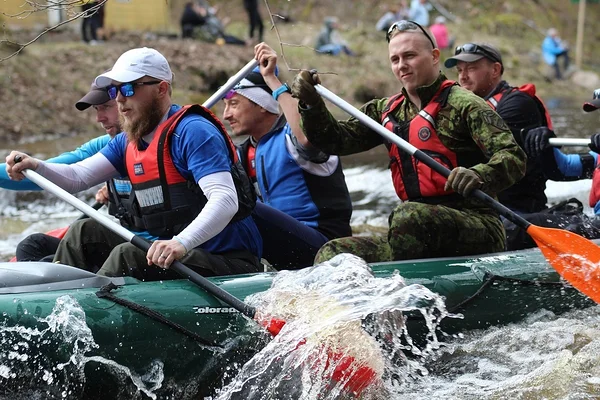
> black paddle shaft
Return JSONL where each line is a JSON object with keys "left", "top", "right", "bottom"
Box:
{"left": 313, "top": 85, "right": 534, "bottom": 232}
{"left": 414, "top": 149, "right": 532, "bottom": 230}
{"left": 130, "top": 236, "right": 258, "bottom": 319}
{"left": 12, "top": 156, "right": 259, "bottom": 322}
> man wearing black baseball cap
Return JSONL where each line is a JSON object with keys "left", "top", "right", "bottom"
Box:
{"left": 13, "top": 80, "right": 123, "bottom": 262}
{"left": 445, "top": 42, "right": 595, "bottom": 250}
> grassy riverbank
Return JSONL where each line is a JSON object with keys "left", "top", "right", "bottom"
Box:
{"left": 1, "top": 0, "right": 598, "bottom": 142}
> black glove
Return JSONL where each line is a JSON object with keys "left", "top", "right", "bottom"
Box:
{"left": 589, "top": 133, "right": 600, "bottom": 153}
{"left": 523, "top": 127, "right": 556, "bottom": 159}
{"left": 291, "top": 69, "right": 322, "bottom": 107}
{"left": 444, "top": 167, "right": 483, "bottom": 196}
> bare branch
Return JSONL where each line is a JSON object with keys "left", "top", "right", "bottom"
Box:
{"left": 1, "top": 0, "right": 109, "bottom": 62}
{"left": 262, "top": 0, "right": 337, "bottom": 76}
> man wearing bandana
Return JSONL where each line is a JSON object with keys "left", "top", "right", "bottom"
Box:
{"left": 223, "top": 43, "right": 352, "bottom": 269}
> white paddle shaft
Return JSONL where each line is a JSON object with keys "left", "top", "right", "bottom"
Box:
{"left": 549, "top": 138, "right": 591, "bottom": 147}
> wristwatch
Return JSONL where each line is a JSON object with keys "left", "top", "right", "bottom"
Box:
{"left": 272, "top": 83, "right": 291, "bottom": 101}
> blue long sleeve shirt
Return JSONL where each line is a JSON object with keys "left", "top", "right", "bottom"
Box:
{"left": 0, "top": 134, "right": 111, "bottom": 191}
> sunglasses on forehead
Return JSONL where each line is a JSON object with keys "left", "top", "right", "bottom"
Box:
{"left": 386, "top": 20, "right": 435, "bottom": 49}
{"left": 222, "top": 83, "right": 270, "bottom": 100}
{"left": 454, "top": 43, "right": 501, "bottom": 64}
{"left": 106, "top": 81, "right": 162, "bottom": 100}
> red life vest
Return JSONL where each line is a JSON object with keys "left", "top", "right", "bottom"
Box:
{"left": 123, "top": 104, "right": 255, "bottom": 237}
{"left": 486, "top": 83, "right": 554, "bottom": 129}
{"left": 245, "top": 144, "right": 256, "bottom": 179}
{"left": 590, "top": 158, "right": 600, "bottom": 207}
{"left": 381, "top": 80, "right": 459, "bottom": 201}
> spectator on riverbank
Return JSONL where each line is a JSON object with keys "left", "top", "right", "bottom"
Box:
{"left": 375, "top": 2, "right": 409, "bottom": 32}
{"left": 81, "top": 1, "right": 103, "bottom": 45}
{"left": 408, "top": 0, "right": 429, "bottom": 27}
{"left": 243, "top": 0, "right": 264, "bottom": 43}
{"left": 542, "top": 28, "right": 570, "bottom": 80}
{"left": 429, "top": 16, "right": 453, "bottom": 50}
{"left": 180, "top": 1, "right": 246, "bottom": 45}
{"left": 315, "top": 17, "right": 356, "bottom": 56}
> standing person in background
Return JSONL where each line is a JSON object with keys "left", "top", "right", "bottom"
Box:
{"left": 81, "top": 0, "right": 102, "bottom": 45}
{"left": 408, "top": 0, "right": 429, "bottom": 27}
{"left": 542, "top": 28, "right": 570, "bottom": 80}
{"left": 243, "top": 0, "right": 264, "bottom": 44}
{"left": 429, "top": 16, "right": 453, "bottom": 51}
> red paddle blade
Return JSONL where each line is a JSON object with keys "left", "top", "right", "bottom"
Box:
{"left": 326, "top": 348, "right": 378, "bottom": 395}
{"left": 260, "top": 317, "right": 379, "bottom": 396}
{"left": 528, "top": 225, "right": 600, "bottom": 303}
{"left": 10, "top": 226, "right": 69, "bottom": 262}
{"left": 45, "top": 226, "right": 69, "bottom": 240}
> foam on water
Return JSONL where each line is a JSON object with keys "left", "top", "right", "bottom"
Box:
{"left": 393, "top": 306, "right": 600, "bottom": 399}
{"left": 0, "top": 295, "right": 164, "bottom": 399}
{"left": 215, "top": 254, "right": 457, "bottom": 399}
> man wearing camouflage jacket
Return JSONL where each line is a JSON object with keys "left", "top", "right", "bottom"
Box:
{"left": 291, "top": 20, "right": 526, "bottom": 263}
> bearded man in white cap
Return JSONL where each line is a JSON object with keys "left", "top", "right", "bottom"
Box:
{"left": 222, "top": 43, "right": 352, "bottom": 270}
{"left": 7, "top": 47, "right": 262, "bottom": 280}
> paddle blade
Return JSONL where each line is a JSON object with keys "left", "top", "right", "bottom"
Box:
{"left": 527, "top": 224, "right": 600, "bottom": 303}
{"left": 258, "top": 317, "right": 379, "bottom": 396}
{"left": 45, "top": 226, "right": 70, "bottom": 240}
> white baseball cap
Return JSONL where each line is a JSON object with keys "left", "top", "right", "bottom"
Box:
{"left": 94, "top": 47, "right": 172, "bottom": 88}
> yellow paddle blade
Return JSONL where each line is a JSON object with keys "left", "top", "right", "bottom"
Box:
{"left": 528, "top": 225, "right": 600, "bottom": 303}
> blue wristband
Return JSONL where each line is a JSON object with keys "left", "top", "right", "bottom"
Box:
{"left": 272, "top": 83, "right": 291, "bottom": 101}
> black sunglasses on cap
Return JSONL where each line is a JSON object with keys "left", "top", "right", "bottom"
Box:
{"left": 386, "top": 20, "right": 435, "bottom": 49}
{"left": 454, "top": 43, "right": 501, "bottom": 64}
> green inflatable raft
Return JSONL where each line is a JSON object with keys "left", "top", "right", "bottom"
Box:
{"left": 0, "top": 246, "right": 595, "bottom": 399}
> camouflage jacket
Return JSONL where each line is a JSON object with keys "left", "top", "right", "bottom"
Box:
{"left": 298, "top": 73, "right": 527, "bottom": 211}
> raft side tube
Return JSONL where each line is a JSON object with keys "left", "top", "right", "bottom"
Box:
{"left": 0, "top": 262, "right": 126, "bottom": 294}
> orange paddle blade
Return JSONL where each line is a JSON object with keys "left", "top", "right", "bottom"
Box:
{"left": 528, "top": 224, "right": 600, "bottom": 303}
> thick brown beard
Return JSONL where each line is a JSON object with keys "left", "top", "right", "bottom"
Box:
{"left": 122, "top": 96, "right": 165, "bottom": 143}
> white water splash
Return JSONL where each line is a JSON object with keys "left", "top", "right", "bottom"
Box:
{"left": 215, "top": 254, "right": 457, "bottom": 399}
{"left": 0, "top": 295, "right": 163, "bottom": 399}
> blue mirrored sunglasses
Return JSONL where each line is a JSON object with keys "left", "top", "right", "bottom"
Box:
{"left": 106, "top": 81, "right": 162, "bottom": 100}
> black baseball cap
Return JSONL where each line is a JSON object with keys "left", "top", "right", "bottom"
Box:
{"left": 583, "top": 88, "right": 600, "bottom": 112}
{"left": 75, "top": 82, "right": 111, "bottom": 111}
{"left": 444, "top": 43, "right": 504, "bottom": 73}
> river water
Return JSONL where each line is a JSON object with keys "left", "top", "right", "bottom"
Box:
{"left": 1, "top": 96, "right": 600, "bottom": 399}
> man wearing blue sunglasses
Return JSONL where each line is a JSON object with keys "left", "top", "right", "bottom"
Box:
{"left": 6, "top": 80, "right": 122, "bottom": 262}
{"left": 7, "top": 47, "right": 262, "bottom": 280}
